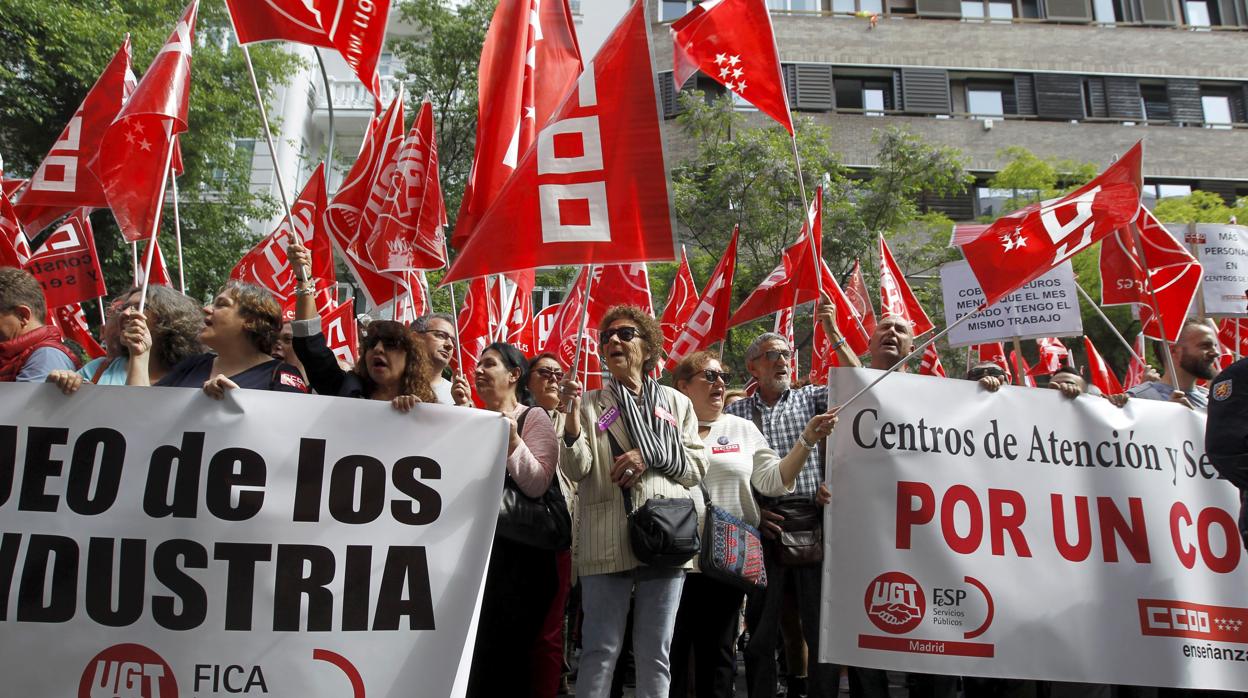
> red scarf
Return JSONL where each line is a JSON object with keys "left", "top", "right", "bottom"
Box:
{"left": 0, "top": 324, "right": 79, "bottom": 382}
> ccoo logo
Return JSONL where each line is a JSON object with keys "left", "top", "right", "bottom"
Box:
{"left": 79, "top": 643, "right": 177, "bottom": 698}
{"left": 864, "top": 571, "right": 925, "bottom": 635}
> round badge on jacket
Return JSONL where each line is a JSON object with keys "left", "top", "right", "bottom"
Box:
{"left": 718, "top": 436, "right": 730, "bottom": 445}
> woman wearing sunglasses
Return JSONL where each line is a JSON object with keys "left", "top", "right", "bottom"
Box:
{"left": 285, "top": 241, "right": 435, "bottom": 408}
{"left": 558, "top": 305, "right": 707, "bottom": 698}
{"left": 669, "top": 350, "right": 837, "bottom": 698}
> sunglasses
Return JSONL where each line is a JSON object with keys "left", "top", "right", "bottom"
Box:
{"left": 760, "top": 349, "right": 792, "bottom": 362}
{"left": 535, "top": 367, "right": 564, "bottom": 381}
{"left": 600, "top": 326, "right": 640, "bottom": 344}
{"left": 420, "top": 329, "right": 454, "bottom": 343}
{"left": 967, "top": 366, "right": 1007, "bottom": 380}
{"left": 701, "top": 369, "right": 732, "bottom": 383}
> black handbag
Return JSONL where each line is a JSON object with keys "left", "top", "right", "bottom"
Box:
{"left": 767, "top": 495, "right": 823, "bottom": 566}
{"left": 495, "top": 408, "right": 572, "bottom": 551}
{"left": 699, "top": 484, "right": 768, "bottom": 591}
{"left": 623, "top": 487, "right": 700, "bottom": 567}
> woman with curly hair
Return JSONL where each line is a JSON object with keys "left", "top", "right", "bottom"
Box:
{"left": 558, "top": 305, "right": 707, "bottom": 698}
{"left": 285, "top": 240, "right": 434, "bottom": 410}
{"left": 47, "top": 285, "right": 202, "bottom": 393}
{"left": 122, "top": 281, "right": 307, "bottom": 397}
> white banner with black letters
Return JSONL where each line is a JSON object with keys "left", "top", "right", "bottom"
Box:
{"left": 0, "top": 384, "right": 507, "bottom": 697}
{"left": 819, "top": 369, "right": 1248, "bottom": 691}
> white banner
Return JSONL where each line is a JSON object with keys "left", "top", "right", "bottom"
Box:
{"left": 820, "top": 369, "right": 1248, "bottom": 691}
{"left": 1180, "top": 223, "right": 1248, "bottom": 317}
{"left": 941, "top": 260, "right": 1083, "bottom": 347}
{"left": 0, "top": 384, "right": 507, "bottom": 698}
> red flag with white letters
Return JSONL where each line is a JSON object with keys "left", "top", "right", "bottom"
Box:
{"left": 878, "top": 234, "right": 934, "bottom": 336}
{"left": 666, "top": 227, "right": 738, "bottom": 370}
{"left": 1083, "top": 336, "right": 1123, "bottom": 395}
{"left": 456, "top": 276, "right": 501, "bottom": 403}
{"left": 845, "top": 258, "right": 877, "bottom": 336}
{"left": 729, "top": 194, "right": 823, "bottom": 327}
{"left": 321, "top": 298, "right": 358, "bottom": 367}
{"left": 960, "top": 142, "right": 1143, "bottom": 307}
{"left": 1099, "top": 206, "right": 1200, "bottom": 343}
{"left": 918, "top": 343, "right": 947, "bottom": 377}
{"left": 541, "top": 269, "right": 599, "bottom": 387}
{"left": 670, "top": 0, "right": 793, "bottom": 134}
{"left": 25, "top": 210, "right": 107, "bottom": 308}
{"left": 1030, "top": 337, "right": 1069, "bottom": 376}
{"left": 224, "top": 0, "right": 391, "bottom": 102}
{"left": 51, "top": 304, "right": 105, "bottom": 359}
{"left": 94, "top": 2, "right": 197, "bottom": 243}
{"left": 502, "top": 270, "right": 536, "bottom": 354}
{"left": 0, "top": 194, "right": 32, "bottom": 268}
{"left": 453, "top": 0, "right": 582, "bottom": 250}
{"left": 809, "top": 257, "right": 871, "bottom": 380}
{"left": 364, "top": 101, "right": 447, "bottom": 273}
{"left": 232, "top": 163, "right": 335, "bottom": 308}
{"left": 444, "top": 3, "right": 676, "bottom": 281}
{"left": 1218, "top": 319, "right": 1248, "bottom": 358}
{"left": 542, "top": 263, "right": 652, "bottom": 389}
{"left": 16, "top": 38, "right": 135, "bottom": 235}
{"left": 660, "top": 246, "right": 698, "bottom": 360}
{"left": 325, "top": 97, "right": 406, "bottom": 308}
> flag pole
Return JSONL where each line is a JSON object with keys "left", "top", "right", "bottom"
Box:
{"left": 315, "top": 48, "right": 336, "bottom": 176}
{"left": 169, "top": 159, "right": 186, "bottom": 294}
{"left": 832, "top": 302, "right": 989, "bottom": 413}
{"left": 1073, "top": 283, "right": 1146, "bottom": 367}
{"left": 137, "top": 126, "right": 178, "bottom": 314}
{"left": 97, "top": 296, "right": 107, "bottom": 327}
{"left": 495, "top": 274, "right": 519, "bottom": 343}
{"left": 788, "top": 135, "right": 823, "bottom": 297}
{"left": 239, "top": 43, "right": 306, "bottom": 285}
{"left": 565, "top": 264, "right": 597, "bottom": 413}
{"left": 442, "top": 241, "right": 464, "bottom": 375}
{"left": 131, "top": 242, "right": 139, "bottom": 286}
{"left": 1012, "top": 337, "right": 1026, "bottom": 386}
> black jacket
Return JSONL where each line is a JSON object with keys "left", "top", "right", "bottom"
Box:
{"left": 1205, "top": 357, "right": 1248, "bottom": 552}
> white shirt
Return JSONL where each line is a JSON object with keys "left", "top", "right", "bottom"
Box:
{"left": 431, "top": 376, "right": 454, "bottom": 405}
{"left": 694, "top": 413, "right": 795, "bottom": 528}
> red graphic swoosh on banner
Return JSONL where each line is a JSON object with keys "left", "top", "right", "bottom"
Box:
{"left": 313, "top": 648, "right": 366, "bottom": 698}
{"left": 964, "top": 576, "right": 994, "bottom": 640}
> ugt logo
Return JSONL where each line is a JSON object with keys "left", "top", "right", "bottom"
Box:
{"left": 79, "top": 643, "right": 178, "bottom": 698}
{"left": 864, "top": 571, "right": 925, "bottom": 635}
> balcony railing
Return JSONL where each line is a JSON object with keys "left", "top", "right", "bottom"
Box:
{"left": 314, "top": 75, "right": 400, "bottom": 112}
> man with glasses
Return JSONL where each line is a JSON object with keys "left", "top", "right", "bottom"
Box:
{"left": 414, "top": 312, "right": 468, "bottom": 405}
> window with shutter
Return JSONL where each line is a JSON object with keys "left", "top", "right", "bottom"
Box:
{"left": 916, "top": 0, "right": 963, "bottom": 16}
{"left": 1104, "top": 77, "right": 1144, "bottom": 120}
{"left": 901, "top": 68, "right": 951, "bottom": 114}
{"left": 1167, "top": 79, "right": 1205, "bottom": 123}
{"left": 793, "top": 64, "right": 835, "bottom": 111}
{"left": 1014, "top": 75, "right": 1036, "bottom": 116}
{"left": 1217, "top": 0, "right": 1246, "bottom": 24}
{"left": 1033, "top": 74, "right": 1085, "bottom": 120}
{"left": 1140, "top": 83, "right": 1171, "bottom": 121}
{"left": 658, "top": 72, "right": 679, "bottom": 119}
{"left": 1137, "top": 0, "right": 1177, "bottom": 24}
{"left": 1084, "top": 78, "right": 1108, "bottom": 118}
{"left": 1045, "top": 0, "right": 1095, "bottom": 20}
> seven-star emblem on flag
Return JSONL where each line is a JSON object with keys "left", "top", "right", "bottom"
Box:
{"left": 1001, "top": 227, "right": 1027, "bottom": 252}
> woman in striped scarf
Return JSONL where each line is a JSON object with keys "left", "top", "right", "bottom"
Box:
{"left": 558, "top": 305, "right": 707, "bottom": 698}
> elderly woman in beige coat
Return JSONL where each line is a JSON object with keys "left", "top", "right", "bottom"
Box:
{"left": 558, "top": 305, "right": 706, "bottom": 698}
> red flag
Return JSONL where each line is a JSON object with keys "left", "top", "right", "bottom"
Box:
{"left": 729, "top": 193, "right": 823, "bottom": 327}
{"left": 666, "top": 227, "right": 739, "bottom": 370}
{"left": 137, "top": 237, "right": 173, "bottom": 287}
{"left": 1010, "top": 350, "right": 1038, "bottom": 387}
{"left": 542, "top": 269, "right": 601, "bottom": 389}
{"left": 542, "top": 263, "right": 653, "bottom": 389}
{"left": 670, "top": 0, "right": 793, "bottom": 134}
{"left": 444, "top": 3, "right": 675, "bottom": 282}
{"left": 1123, "top": 333, "right": 1149, "bottom": 389}
{"left": 960, "top": 142, "right": 1143, "bottom": 307}
{"left": 1218, "top": 318, "right": 1248, "bottom": 358}
{"left": 844, "top": 258, "right": 877, "bottom": 336}
{"left": 456, "top": 276, "right": 502, "bottom": 403}
{"left": 325, "top": 97, "right": 406, "bottom": 308}
{"left": 94, "top": 2, "right": 197, "bottom": 243}
{"left": 224, "top": 0, "right": 391, "bottom": 102}
{"left": 533, "top": 303, "right": 561, "bottom": 353}
{"left": 453, "top": 0, "right": 583, "bottom": 250}
{"left": 0, "top": 194, "right": 32, "bottom": 268}
{"left": 918, "top": 344, "right": 947, "bottom": 377}
{"left": 16, "top": 38, "right": 135, "bottom": 235}
{"left": 502, "top": 271, "right": 536, "bottom": 354}
{"left": 2, "top": 176, "right": 25, "bottom": 199}
{"left": 774, "top": 306, "right": 800, "bottom": 384}
{"left": 660, "top": 246, "right": 698, "bottom": 359}
{"left": 322, "top": 298, "right": 358, "bottom": 367}
{"left": 232, "top": 164, "right": 335, "bottom": 307}
{"left": 51, "top": 304, "right": 105, "bottom": 359}
{"left": 25, "top": 210, "right": 107, "bottom": 307}
{"left": 1029, "top": 337, "right": 1069, "bottom": 376}
{"left": 1099, "top": 207, "right": 1201, "bottom": 343}
{"left": 809, "top": 257, "right": 872, "bottom": 381}
{"left": 1083, "top": 336, "right": 1123, "bottom": 395}
{"left": 975, "top": 342, "right": 1013, "bottom": 383}
{"left": 364, "top": 101, "right": 447, "bottom": 273}
{"left": 878, "top": 234, "right": 934, "bottom": 336}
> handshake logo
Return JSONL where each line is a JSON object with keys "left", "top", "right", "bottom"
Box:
{"left": 864, "top": 571, "right": 926, "bottom": 635}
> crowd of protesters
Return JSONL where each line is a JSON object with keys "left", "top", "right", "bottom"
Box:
{"left": 2, "top": 256, "right": 1245, "bottom": 698}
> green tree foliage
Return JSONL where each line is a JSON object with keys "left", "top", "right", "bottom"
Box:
{"left": 1153, "top": 190, "right": 1248, "bottom": 224}
{"left": 0, "top": 0, "right": 303, "bottom": 306}
{"left": 985, "top": 146, "right": 1098, "bottom": 213}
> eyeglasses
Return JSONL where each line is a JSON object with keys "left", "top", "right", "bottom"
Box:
{"left": 760, "top": 349, "right": 792, "bottom": 362}
{"left": 967, "top": 366, "right": 1007, "bottom": 380}
{"left": 421, "top": 329, "right": 454, "bottom": 343}
{"left": 535, "top": 367, "right": 564, "bottom": 381}
{"left": 600, "top": 326, "right": 639, "bottom": 344}
{"left": 701, "top": 369, "right": 732, "bottom": 383}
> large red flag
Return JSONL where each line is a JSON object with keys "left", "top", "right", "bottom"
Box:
{"left": 1030, "top": 336, "right": 1070, "bottom": 376}
{"left": 364, "top": 100, "right": 447, "bottom": 273}
{"left": 670, "top": 0, "right": 793, "bottom": 134}
{"left": 809, "top": 257, "right": 872, "bottom": 380}
{"left": 322, "top": 298, "right": 358, "bottom": 367}
{"left": 919, "top": 344, "right": 947, "bottom": 377}
{"left": 325, "top": 97, "right": 406, "bottom": 308}
{"left": 16, "top": 38, "right": 135, "bottom": 235}
{"left": 845, "top": 258, "right": 877, "bottom": 336}
{"left": 94, "top": 2, "right": 197, "bottom": 243}
{"left": 25, "top": 210, "right": 107, "bottom": 308}
{"left": 1099, "top": 206, "right": 1201, "bottom": 343}
{"left": 224, "top": 0, "right": 391, "bottom": 102}
{"left": 666, "top": 227, "right": 739, "bottom": 370}
{"left": 1083, "top": 336, "right": 1123, "bottom": 395}
{"left": 729, "top": 194, "right": 823, "bottom": 327}
{"left": 232, "top": 164, "right": 335, "bottom": 308}
{"left": 0, "top": 194, "right": 32, "bottom": 268}
{"left": 960, "top": 142, "right": 1143, "bottom": 307}
{"left": 51, "top": 304, "right": 104, "bottom": 359}
{"left": 878, "top": 234, "right": 934, "bottom": 336}
{"left": 975, "top": 342, "right": 1013, "bottom": 383}
{"left": 453, "top": 0, "right": 583, "bottom": 250}
{"left": 660, "top": 246, "right": 699, "bottom": 359}
{"left": 444, "top": 3, "right": 676, "bottom": 282}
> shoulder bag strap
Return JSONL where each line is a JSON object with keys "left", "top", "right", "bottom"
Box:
{"left": 606, "top": 429, "right": 637, "bottom": 515}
